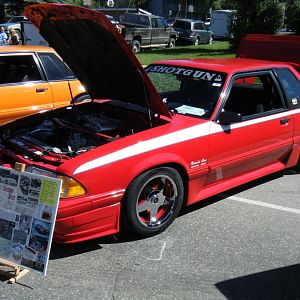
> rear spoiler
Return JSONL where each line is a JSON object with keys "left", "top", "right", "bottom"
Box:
{"left": 237, "top": 34, "right": 300, "bottom": 69}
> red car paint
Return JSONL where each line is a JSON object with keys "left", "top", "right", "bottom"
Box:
{"left": 0, "top": 5, "right": 300, "bottom": 243}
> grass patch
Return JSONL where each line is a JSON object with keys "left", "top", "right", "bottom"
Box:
{"left": 136, "top": 41, "right": 235, "bottom": 65}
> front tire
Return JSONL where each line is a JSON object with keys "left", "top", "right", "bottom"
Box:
{"left": 122, "top": 167, "right": 184, "bottom": 237}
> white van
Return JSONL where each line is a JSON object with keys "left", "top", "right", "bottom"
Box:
{"left": 210, "top": 10, "right": 236, "bottom": 39}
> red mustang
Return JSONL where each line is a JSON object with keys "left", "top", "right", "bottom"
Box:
{"left": 0, "top": 4, "right": 300, "bottom": 243}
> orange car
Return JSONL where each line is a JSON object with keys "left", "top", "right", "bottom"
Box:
{"left": 0, "top": 45, "right": 89, "bottom": 124}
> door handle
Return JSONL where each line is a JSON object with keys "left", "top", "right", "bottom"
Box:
{"left": 280, "top": 118, "right": 290, "bottom": 125}
{"left": 36, "top": 88, "right": 47, "bottom": 93}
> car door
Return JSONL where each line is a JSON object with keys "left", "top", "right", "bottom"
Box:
{"left": 274, "top": 68, "right": 300, "bottom": 160}
{"left": 37, "top": 51, "right": 80, "bottom": 108}
{"left": 205, "top": 70, "right": 294, "bottom": 186}
{"left": 151, "top": 17, "right": 169, "bottom": 45}
{"left": 0, "top": 53, "right": 52, "bottom": 124}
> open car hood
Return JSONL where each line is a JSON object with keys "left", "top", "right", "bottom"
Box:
{"left": 24, "top": 4, "right": 171, "bottom": 119}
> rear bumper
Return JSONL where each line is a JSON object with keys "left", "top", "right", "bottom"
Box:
{"left": 177, "top": 36, "right": 196, "bottom": 44}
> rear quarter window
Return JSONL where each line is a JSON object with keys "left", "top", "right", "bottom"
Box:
{"left": 37, "top": 52, "right": 75, "bottom": 81}
{"left": 274, "top": 68, "right": 300, "bottom": 109}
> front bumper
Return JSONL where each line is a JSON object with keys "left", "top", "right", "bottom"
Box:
{"left": 54, "top": 190, "right": 124, "bottom": 243}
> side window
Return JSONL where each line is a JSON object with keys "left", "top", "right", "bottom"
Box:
{"left": 0, "top": 54, "right": 42, "bottom": 84}
{"left": 224, "top": 73, "right": 284, "bottom": 118}
{"left": 37, "top": 52, "right": 75, "bottom": 81}
{"left": 194, "top": 23, "right": 201, "bottom": 30}
{"left": 156, "top": 18, "right": 165, "bottom": 28}
{"left": 274, "top": 68, "right": 300, "bottom": 109}
{"left": 151, "top": 18, "right": 158, "bottom": 28}
{"left": 194, "top": 23, "right": 205, "bottom": 30}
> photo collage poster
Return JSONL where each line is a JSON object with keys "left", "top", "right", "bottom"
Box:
{"left": 0, "top": 166, "right": 62, "bottom": 275}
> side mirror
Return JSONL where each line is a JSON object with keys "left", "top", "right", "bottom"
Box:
{"left": 218, "top": 110, "right": 242, "bottom": 125}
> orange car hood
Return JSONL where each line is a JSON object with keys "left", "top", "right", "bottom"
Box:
{"left": 24, "top": 4, "right": 172, "bottom": 119}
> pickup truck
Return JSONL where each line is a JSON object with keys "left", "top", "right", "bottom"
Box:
{"left": 119, "top": 13, "right": 177, "bottom": 53}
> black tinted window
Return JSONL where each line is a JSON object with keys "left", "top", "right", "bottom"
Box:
{"left": 225, "top": 73, "right": 283, "bottom": 118}
{"left": 173, "top": 20, "right": 191, "bottom": 30}
{"left": 194, "top": 23, "right": 204, "bottom": 30}
{"left": 0, "top": 54, "right": 41, "bottom": 84}
{"left": 274, "top": 68, "right": 300, "bottom": 109}
{"left": 38, "top": 52, "right": 75, "bottom": 81}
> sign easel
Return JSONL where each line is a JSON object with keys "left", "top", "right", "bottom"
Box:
{"left": 0, "top": 163, "right": 61, "bottom": 280}
{"left": 0, "top": 163, "right": 29, "bottom": 283}
{"left": 0, "top": 258, "right": 29, "bottom": 284}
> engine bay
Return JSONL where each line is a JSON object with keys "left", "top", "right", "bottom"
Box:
{"left": 1, "top": 102, "right": 164, "bottom": 165}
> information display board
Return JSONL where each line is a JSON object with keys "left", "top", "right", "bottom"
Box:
{"left": 0, "top": 166, "right": 61, "bottom": 275}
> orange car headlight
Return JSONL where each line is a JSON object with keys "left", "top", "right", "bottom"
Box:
{"left": 58, "top": 175, "right": 86, "bottom": 198}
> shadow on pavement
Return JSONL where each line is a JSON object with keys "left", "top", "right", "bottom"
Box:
{"left": 215, "top": 264, "right": 300, "bottom": 300}
{"left": 179, "top": 168, "right": 297, "bottom": 217}
{"left": 50, "top": 231, "right": 143, "bottom": 260}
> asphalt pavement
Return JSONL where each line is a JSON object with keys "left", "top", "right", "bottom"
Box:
{"left": 1, "top": 168, "right": 300, "bottom": 300}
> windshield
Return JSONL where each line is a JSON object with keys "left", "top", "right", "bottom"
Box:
{"left": 146, "top": 64, "right": 226, "bottom": 119}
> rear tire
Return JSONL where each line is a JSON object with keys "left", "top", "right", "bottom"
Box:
{"left": 122, "top": 167, "right": 184, "bottom": 237}
{"left": 131, "top": 40, "right": 141, "bottom": 53}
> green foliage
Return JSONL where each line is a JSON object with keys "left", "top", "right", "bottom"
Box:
{"left": 136, "top": 42, "right": 234, "bottom": 65}
{"left": 211, "top": 0, "right": 238, "bottom": 10}
{"left": 230, "top": 0, "right": 282, "bottom": 49}
{"left": 286, "top": 0, "right": 300, "bottom": 34}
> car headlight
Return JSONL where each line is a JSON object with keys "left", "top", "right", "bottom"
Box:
{"left": 25, "top": 166, "right": 86, "bottom": 198}
{"left": 58, "top": 175, "right": 86, "bottom": 198}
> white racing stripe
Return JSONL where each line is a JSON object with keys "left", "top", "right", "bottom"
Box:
{"left": 225, "top": 195, "right": 300, "bottom": 214}
{"left": 74, "top": 108, "right": 300, "bottom": 175}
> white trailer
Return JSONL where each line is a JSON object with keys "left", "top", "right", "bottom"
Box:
{"left": 210, "top": 10, "right": 236, "bottom": 39}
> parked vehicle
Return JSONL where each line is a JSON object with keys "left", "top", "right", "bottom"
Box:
{"left": 1, "top": 4, "right": 300, "bottom": 244}
{"left": 120, "top": 13, "right": 177, "bottom": 53}
{"left": 209, "top": 10, "right": 236, "bottom": 39}
{"left": 0, "top": 45, "right": 89, "bottom": 124}
{"left": 173, "top": 19, "right": 213, "bottom": 45}
{"left": 0, "top": 16, "right": 28, "bottom": 42}
{"left": 165, "top": 18, "right": 177, "bottom": 27}
{"left": 204, "top": 17, "right": 211, "bottom": 27}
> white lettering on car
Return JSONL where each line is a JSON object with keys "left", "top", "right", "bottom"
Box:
{"left": 146, "top": 65, "right": 224, "bottom": 82}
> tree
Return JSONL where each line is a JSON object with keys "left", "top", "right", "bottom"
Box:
{"left": 286, "top": 0, "right": 300, "bottom": 34}
{"left": 230, "top": 0, "right": 282, "bottom": 49}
